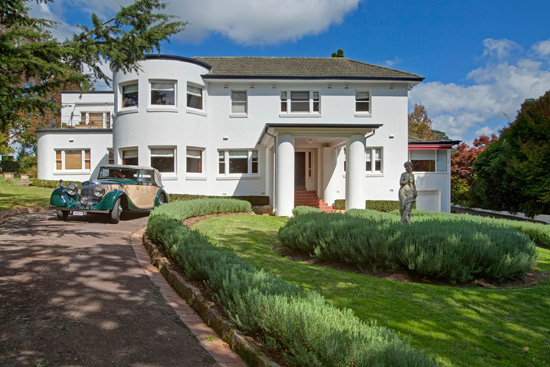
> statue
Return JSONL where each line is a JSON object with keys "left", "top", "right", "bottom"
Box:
{"left": 399, "top": 161, "right": 417, "bottom": 224}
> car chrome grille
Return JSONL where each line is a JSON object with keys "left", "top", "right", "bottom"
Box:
{"left": 78, "top": 181, "right": 101, "bottom": 208}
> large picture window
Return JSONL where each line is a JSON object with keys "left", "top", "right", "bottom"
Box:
{"left": 409, "top": 150, "right": 447, "bottom": 172}
{"left": 186, "top": 148, "right": 203, "bottom": 173}
{"left": 55, "top": 149, "right": 90, "bottom": 171}
{"left": 231, "top": 91, "right": 247, "bottom": 114}
{"left": 151, "top": 81, "right": 176, "bottom": 106}
{"left": 280, "top": 91, "right": 320, "bottom": 114}
{"left": 121, "top": 82, "right": 138, "bottom": 108}
{"left": 150, "top": 147, "right": 175, "bottom": 173}
{"left": 187, "top": 84, "right": 203, "bottom": 110}
{"left": 218, "top": 150, "right": 259, "bottom": 175}
{"left": 121, "top": 148, "right": 138, "bottom": 166}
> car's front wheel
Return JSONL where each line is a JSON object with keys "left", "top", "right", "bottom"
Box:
{"left": 110, "top": 198, "right": 122, "bottom": 224}
{"left": 57, "top": 210, "right": 69, "bottom": 221}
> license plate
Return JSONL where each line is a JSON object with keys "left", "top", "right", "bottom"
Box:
{"left": 71, "top": 211, "right": 85, "bottom": 216}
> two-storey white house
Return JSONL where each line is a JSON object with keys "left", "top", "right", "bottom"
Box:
{"left": 37, "top": 55, "right": 457, "bottom": 216}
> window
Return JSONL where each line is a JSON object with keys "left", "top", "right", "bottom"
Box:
{"left": 150, "top": 81, "right": 176, "bottom": 106}
{"left": 122, "top": 148, "right": 138, "bottom": 166}
{"left": 356, "top": 91, "right": 370, "bottom": 113}
{"left": 187, "top": 84, "right": 203, "bottom": 110}
{"left": 79, "top": 112, "right": 110, "bottom": 128}
{"left": 54, "top": 149, "right": 90, "bottom": 171}
{"left": 218, "top": 150, "right": 259, "bottom": 175}
{"left": 280, "top": 91, "right": 320, "bottom": 113}
{"left": 186, "top": 148, "right": 203, "bottom": 173}
{"left": 122, "top": 82, "right": 138, "bottom": 108}
{"left": 366, "top": 148, "right": 382, "bottom": 173}
{"left": 409, "top": 150, "right": 447, "bottom": 172}
{"left": 108, "top": 149, "right": 114, "bottom": 165}
{"left": 231, "top": 91, "right": 247, "bottom": 114}
{"left": 150, "top": 147, "right": 175, "bottom": 173}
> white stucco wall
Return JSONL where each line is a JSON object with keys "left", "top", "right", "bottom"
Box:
{"left": 36, "top": 130, "right": 113, "bottom": 182}
{"left": 61, "top": 92, "right": 114, "bottom": 128}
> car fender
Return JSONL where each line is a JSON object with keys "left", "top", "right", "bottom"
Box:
{"left": 93, "top": 190, "right": 128, "bottom": 211}
{"left": 154, "top": 189, "right": 169, "bottom": 206}
{"left": 50, "top": 187, "right": 80, "bottom": 207}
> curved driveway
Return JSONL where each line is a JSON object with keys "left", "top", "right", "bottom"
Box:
{"left": 0, "top": 211, "right": 218, "bottom": 367}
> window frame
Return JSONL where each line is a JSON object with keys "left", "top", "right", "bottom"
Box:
{"left": 217, "top": 149, "right": 260, "bottom": 177}
{"left": 355, "top": 90, "right": 372, "bottom": 116}
{"left": 186, "top": 83, "right": 205, "bottom": 113}
{"left": 230, "top": 90, "right": 248, "bottom": 116}
{"left": 54, "top": 149, "right": 91, "bottom": 172}
{"left": 120, "top": 81, "right": 139, "bottom": 111}
{"left": 365, "top": 147, "right": 383, "bottom": 174}
{"left": 186, "top": 147, "right": 205, "bottom": 175}
{"left": 409, "top": 149, "right": 448, "bottom": 173}
{"left": 280, "top": 90, "right": 321, "bottom": 116}
{"left": 149, "top": 80, "right": 177, "bottom": 109}
{"left": 120, "top": 147, "right": 138, "bottom": 166}
{"left": 149, "top": 146, "right": 176, "bottom": 175}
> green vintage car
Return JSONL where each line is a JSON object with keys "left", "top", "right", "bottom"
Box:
{"left": 51, "top": 165, "right": 169, "bottom": 224}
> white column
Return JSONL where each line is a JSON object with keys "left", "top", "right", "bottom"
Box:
{"left": 275, "top": 134, "right": 294, "bottom": 216}
{"left": 345, "top": 134, "right": 366, "bottom": 210}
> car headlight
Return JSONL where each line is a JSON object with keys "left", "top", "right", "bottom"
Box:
{"left": 94, "top": 184, "right": 105, "bottom": 198}
{"left": 66, "top": 182, "right": 79, "bottom": 196}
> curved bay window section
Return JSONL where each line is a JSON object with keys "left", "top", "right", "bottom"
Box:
{"left": 121, "top": 82, "right": 138, "bottom": 109}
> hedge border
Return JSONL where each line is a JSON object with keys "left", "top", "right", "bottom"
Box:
{"left": 333, "top": 199, "right": 402, "bottom": 212}
{"left": 142, "top": 232, "right": 280, "bottom": 367}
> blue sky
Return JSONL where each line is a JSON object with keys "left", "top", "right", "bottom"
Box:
{"left": 30, "top": 0, "right": 550, "bottom": 143}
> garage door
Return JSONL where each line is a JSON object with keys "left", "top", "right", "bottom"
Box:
{"left": 416, "top": 190, "right": 440, "bottom": 212}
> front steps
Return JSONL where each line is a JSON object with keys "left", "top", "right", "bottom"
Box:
{"left": 294, "top": 188, "right": 336, "bottom": 213}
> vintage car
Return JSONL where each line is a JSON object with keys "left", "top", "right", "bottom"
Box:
{"left": 50, "top": 165, "right": 169, "bottom": 223}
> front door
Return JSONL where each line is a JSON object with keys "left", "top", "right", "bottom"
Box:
{"left": 295, "top": 152, "right": 305, "bottom": 188}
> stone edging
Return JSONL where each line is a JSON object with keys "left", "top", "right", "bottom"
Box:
{"left": 142, "top": 232, "right": 281, "bottom": 367}
{"left": 0, "top": 207, "right": 50, "bottom": 222}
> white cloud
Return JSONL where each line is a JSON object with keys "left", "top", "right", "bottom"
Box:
{"left": 410, "top": 38, "right": 550, "bottom": 142}
{"left": 475, "top": 125, "right": 500, "bottom": 137}
{"left": 384, "top": 57, "right": 401, "bottom": 67}
{"left": 531, "top": 39, "right": 550, "bottom": 58}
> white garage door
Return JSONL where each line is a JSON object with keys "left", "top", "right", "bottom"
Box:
{"left": 416, "top": 190, "right": 440, "bottom": 212}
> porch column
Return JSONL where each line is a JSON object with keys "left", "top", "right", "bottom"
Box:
{"left": 275, "top": 134, "right": 294, "bottom": 216}
{"left": 345, "top": 134, "right": 366, "bottom": 210}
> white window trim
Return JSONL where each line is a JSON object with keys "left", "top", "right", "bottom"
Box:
{"left": 186, "top": 82, "right": 206, "bottom": 115}
{"left": 408, "top": 149, "right": 448, "bottom": 173}
{"left": 119, "top": 80, "right": 139, "bottom": 114}
{"left": 185, "top": 146, "right": 205, "bottom": 178}
{"left": 54, "top": 149, "right": 91, "bottom": 172}
{"left": 279, "top": 90, "right": 321, "bottom": 117}
{"left": 78, "top": 112, "right": 111, "bottom": 128}
{"left": 366, "top": 147, "right": 383, "bottom": 175}
{"left": 217, "top": 149, "right": 260, "bottom": 178}
{"left": 354, "top": 90, "right": 372, "bottom": 117}
{"left": 148, "top": 79, "right": 177, "bottom": 112}
{"left": 149, "top": 146, "right": 177, "bottom": 177}
{"left": 230, "top": 90, "right": 248, "bottom": 117}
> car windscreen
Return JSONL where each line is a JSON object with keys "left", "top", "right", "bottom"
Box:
{"left": 98, "top": 167, "right": 139, "bottom": 180}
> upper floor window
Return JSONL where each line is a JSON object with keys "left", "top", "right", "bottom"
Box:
{"left": 409, "top": 150, "right": 447, "bottom": 172}
{"left": 218, "top": 149, "right": 259, "bottom": 175}
{"left": 55, "top": 149, "right": 90, "bottom": 171}
{"left": 150, "top": 81, "right": 176, "bottom": 106}
{"left": 280, "top": 91, "right": 320, "bottom": 114}
{"left": 355, "top": 91, "right": 370, "bottom": 113}
{"left": 187, "top": 84, "right": 203, "bottom": 110}
{"left": 150, "top": 147, "right": 175, "bottom": 173}
{"left": 366, "top": 147, "right": 382, "bottom": 173}
{"left": 122, "top": 82, "right": 138, "bottom": 108}
{"left": 231, "top": 91, "right": 247, "bottom": 114}
{"left": 79, "top": 112, "right": 110, "bottom": 128}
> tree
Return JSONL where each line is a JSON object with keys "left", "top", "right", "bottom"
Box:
{"left": 331, "top": 49, "right": 344, "bottom": 57}
{"left": 473, "top": 91, "right": 550, "bottom": 216}
{"left": 0, "top": 0, "right": 185, "bottom": 153}
{"left": 408, "top": 103, "right": 448, "bottom": 141}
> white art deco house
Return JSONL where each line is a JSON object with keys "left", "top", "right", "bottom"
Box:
{"left": 37, "top": 55, "right": 457, "bottom": 216}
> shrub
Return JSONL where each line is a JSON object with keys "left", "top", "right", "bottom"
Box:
{"left": 147, "top": 200, "right": 435, "bottom": 367}
{"left": 17, "top": 156, "right": 37, "bottom": 174}
{"left": 278, "top": 211, "right": 537, "bottom": 283}
{"left": 169, "top": 193, "right": 269, "bottom": 206}
{"left": 30, "top": 179, "right": 82, "bottom": 188}
{"left": 292, "top": 206, "right": 322, "bottom": 216}
{"left": 151, "top": 198, "right": 252, "bottom": 222}
{"left": 334, "top": 199, "right": 401, "bottom": 212}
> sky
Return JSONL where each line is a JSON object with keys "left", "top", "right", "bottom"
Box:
{"left": 29, "top": 0, "right": 550, "bottom": 144}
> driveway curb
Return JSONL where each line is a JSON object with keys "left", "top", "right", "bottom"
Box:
{"left": 135, "top": 230, "right": 280, "bottom": 367}
{"left": 0, "top": 207, "right": 49, "bottom": 222}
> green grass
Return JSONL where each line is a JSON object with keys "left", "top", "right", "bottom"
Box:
{"left": 194, "top": 215, "right": 550, "bottom": 367}
{"left": 0, "top": 177, "right": 52, "bottom": 211}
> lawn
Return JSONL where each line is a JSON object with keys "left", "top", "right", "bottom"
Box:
{"left": 0, "top": 177, "right": 52, "bottom": 211}
{"left": 194, "top": 215, "right": 550, "bottom": 367}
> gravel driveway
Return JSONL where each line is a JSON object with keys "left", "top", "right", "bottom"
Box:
{"left": 0, "top": 211, "right": 218, "bottom": 367}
